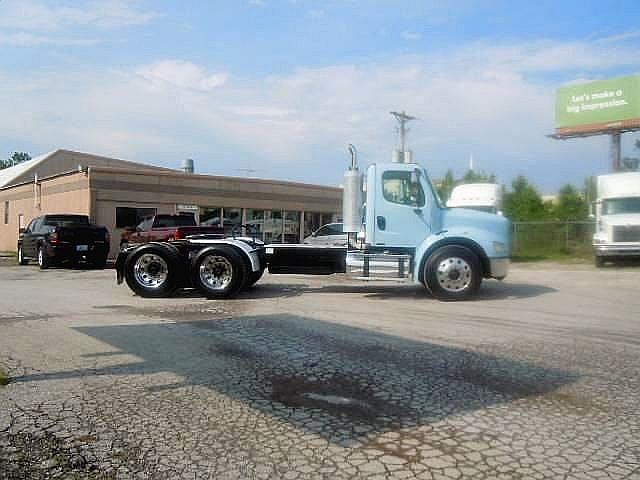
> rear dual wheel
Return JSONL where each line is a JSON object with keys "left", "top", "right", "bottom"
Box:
{"left": 190, "top": 246, "right": 247, "bottom": 298}
{"left": 124, "top": 245, "right": 180, "bottom": 297}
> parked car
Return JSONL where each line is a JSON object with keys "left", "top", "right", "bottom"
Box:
{"left": 18, "top": 214, "right": 110, "bottom": 269}
{"left": 303, "top": 222, "right": 346, "bottom": 246}
{"left": 120, "top": 214, "right": 224, "bottom": 249}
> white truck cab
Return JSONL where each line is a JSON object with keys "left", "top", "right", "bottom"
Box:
{"left": 593, "top": 171, "right": 640, "bottom": 267}
{"left": 446, "top": 183, "right": 503, "bottom": 215}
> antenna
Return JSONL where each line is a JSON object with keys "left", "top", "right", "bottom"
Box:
{"left": 390, "top": 111, "right": 417, "bottom": 151}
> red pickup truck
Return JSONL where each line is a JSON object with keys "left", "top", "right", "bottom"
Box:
{"left": 120, "top": 214, "right": 223, "bottom": 249}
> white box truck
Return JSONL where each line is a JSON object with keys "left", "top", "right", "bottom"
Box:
{"left": 593, "top": 172, "right": 640, "bottom": 267}
{"left": 446, "top": 183, "right": 503, "bottom": 215}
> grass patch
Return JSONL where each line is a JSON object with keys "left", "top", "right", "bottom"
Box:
{"left": 512, "top": 252, "right": 592, "bottom": 263}
{"left": 0, "top": 251, "right": 16, "bottom": 257}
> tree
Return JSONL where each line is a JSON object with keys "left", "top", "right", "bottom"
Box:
{"left": 436, "top": 169, "right": 456, "bottom": 202}
{"left": 553, "top": 184, "right": 588, "bottom": 221}
{"left": 0, "top": 151, "right": 31, "bottom": 170}
{"left": 503, "top": 175, "right": 549, "bottom": 221}
{"left": 461, "top": 169, "right": 496, "bottom": 184}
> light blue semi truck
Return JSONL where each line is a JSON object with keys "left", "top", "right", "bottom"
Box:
{"left": 116, "top": 148, "right": 511, "bottom": 301}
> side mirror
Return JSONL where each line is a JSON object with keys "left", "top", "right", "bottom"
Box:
{"left": 18, "top": 227, "right": 26, "bottom": 235}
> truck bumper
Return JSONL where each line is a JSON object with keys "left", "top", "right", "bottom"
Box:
{"left": 594, "top": 243, "right": 640, "bottom": 257}
{"left": 490, "top": 257, "right": 510, "bottom": 280}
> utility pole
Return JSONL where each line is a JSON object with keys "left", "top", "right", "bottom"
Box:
{"left": 390, "top": 111, "right": 416, "bottom": 151}
{"left": 610, "top": 133, "right": 621, "bottom": 172}
{"left": 390, "top": 111, "right": 417, "bottom": 163}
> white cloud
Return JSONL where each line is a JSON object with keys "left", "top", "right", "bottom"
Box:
{"left": 1, "top": 37, "right": 635, "bottom": 187}
{"left": 401, "top": 31, "right": 422, "bottom": 41}
{"left": 0, "top": 31, "right": 99, "bottom": 46}
{"left": 135, "top": 60, "right": 229, "bottom": 91}
{"left": 0, "top": 0, "right": 159, "bottom": 31}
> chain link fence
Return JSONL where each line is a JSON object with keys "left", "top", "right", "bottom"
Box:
{"left": 511, "top": 221, "right": 595, "bottom": 258}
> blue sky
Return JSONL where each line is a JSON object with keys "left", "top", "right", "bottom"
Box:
{"left": 1, "top": 0, "right": 640, "bottom": 192}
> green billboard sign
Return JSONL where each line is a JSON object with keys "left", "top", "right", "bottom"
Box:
{"left": 555, "top": 74, "right": 640, "bottom": 135}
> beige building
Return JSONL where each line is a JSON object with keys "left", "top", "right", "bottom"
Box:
{"left": 0, "top": 149, "right": 342, "bottom": 258}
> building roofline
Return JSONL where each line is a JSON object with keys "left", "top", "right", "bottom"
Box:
{"left": 0, "top": 169, "right": 86, "bottom": 191}
{"left": 87, "top": 165, "right": 343, "bottom": 192}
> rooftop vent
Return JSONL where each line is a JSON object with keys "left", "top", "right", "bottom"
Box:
{"left": 181, "top": 158, "right": 194, "bottom": 174}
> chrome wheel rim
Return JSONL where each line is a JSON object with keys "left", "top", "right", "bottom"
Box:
{"left": 437, "top": 257, "right": 472, "bottom": 293}
{"left": 199, "top": 255, "right": 233, "bottom": 291}
{"left": 38, "top": 249, "right": 43, "bottom": 266}
{"left": 134, "top": 253, "right": 168, "bottom": 289}
{"left": 18, "top": 247, "right": 23, "bottom": 263}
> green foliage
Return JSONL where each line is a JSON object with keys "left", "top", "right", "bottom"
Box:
{"left": 436, "top": 169, "right": 456, "bottom": 201}
{"left": 0, "top": 151, "right": 31, "bottom": 170}
{"left": 461, "top": 169, "right": 496, "bottom": 184}
{"left": 435, "top": 169, "right": 496, "bottom": 202}
{"left": 503, "top": 176, "right": 551, "bottom": 221}
{"left": 553, "top": 184, "right": 588, "bottom": 221}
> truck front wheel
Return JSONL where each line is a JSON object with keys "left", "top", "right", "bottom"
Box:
{"left": 594, "top": 255, "right": 605, "bottom": 268}
{"left": 191, "top": 246, "right": 247, "bottom": 298}
{"left": 423, "top": 245, "right": 482, "bottom": 301}
{"left": 124, "top": 245, "right": 179, "bottom": 297}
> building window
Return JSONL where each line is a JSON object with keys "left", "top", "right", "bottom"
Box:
{"left": 223, "top": 207, "right": 243, "bottom": 234}
{"left": 245, "top": 209, "right": 265, "bottom": 239}
{"left": 200, "top": 207, "right": 222, "bottom": 227}
{"left": 283, "top": 211, "right": 300, "bottom": 243}
{"left": 304, "top": 212, "right": 322, "bottom": 238}
{"left": 264, "top": 210, "right": 283, "bottom": 243}
{"left": 115, "top": 207, "right": 157, "bottom": 229}
{"left": 3, "top": 201, "right": 8, "bottom": 225}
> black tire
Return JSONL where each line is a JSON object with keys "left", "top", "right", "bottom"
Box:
{"left": 423, "top": 245, "right": 482, "bottom": 301}
{"left": 124, "top": 245, "right": 180, "bottom": 297}
{"left": 244, "top": 268, "right": 265, "bottom": 290}
{"left": 190, "top": 246, "right": 247, "bottom": 299}
{"left": 17, "top": 245, "right": 28, "bottom": 265}
{"left": 594, "top": 255, "right": 605, "bottom": 268}
{"left": 37, "top": 246, "right": 50, "bottom": 270}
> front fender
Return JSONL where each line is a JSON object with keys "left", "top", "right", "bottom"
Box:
{"left": 414, "top": 230, "right": 491, "bottom": 281}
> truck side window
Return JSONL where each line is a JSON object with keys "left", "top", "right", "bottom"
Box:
{"left": 382, "top": 171, "right": 425, "bottom": 207}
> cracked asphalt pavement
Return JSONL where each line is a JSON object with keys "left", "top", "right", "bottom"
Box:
{"left": 1, "top": 260, "right": 639, "bottom": 479}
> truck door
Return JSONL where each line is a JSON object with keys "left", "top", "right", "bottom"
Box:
{"left": 371, "top": 168, "right": 431, "bottom": 247}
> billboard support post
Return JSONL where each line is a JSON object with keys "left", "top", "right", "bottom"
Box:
{"left": 610, "top": 133, "right": 621, "bottom": 172}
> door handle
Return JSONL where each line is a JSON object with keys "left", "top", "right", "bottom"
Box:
{"left": 377, "top": 216, "right": 386, "bottom": 230}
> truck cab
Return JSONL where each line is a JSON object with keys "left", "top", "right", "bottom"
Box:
{"left": 593, "top": 172, "right": 640, "bottom": 267}
{"left": 446, "top": 183, "right": 503, "bottom": 215}
{"left": 116, "top": 156, "right": 511, "bottom": 301}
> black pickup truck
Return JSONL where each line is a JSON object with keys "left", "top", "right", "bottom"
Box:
{"left": 17, "top": 214, "right": 110, "bottom": 269}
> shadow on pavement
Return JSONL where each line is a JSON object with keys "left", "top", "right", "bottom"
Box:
{"left": 12, "top": 314, "right": 577, "bottom": 447}
{"left": 174, "top": 280, "right": 556, "bottom": 301}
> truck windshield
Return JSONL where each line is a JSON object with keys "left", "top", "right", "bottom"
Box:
{"left": 44, "top": 215, "right": 89, "bottom": 228}
{"left": 602, "top": 197, "right": 640, "bottom": 215}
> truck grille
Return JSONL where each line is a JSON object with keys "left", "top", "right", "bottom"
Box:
{"left": 612, "top": 225, "right": 640, "bottom": 242}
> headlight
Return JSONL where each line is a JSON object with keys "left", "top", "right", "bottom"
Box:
{"left": 493, "top": 241, "right": 508, "bottom": 255}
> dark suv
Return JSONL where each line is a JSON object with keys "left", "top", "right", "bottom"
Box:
{"left": 18, "top": 214, "right": 110, "bottom": 269}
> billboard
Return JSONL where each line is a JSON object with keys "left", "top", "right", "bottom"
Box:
{"left": 555, "top": 74, "right": 640, "bottom": 136}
